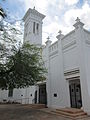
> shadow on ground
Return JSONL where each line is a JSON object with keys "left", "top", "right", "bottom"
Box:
{"left": 0, "top": 104, "right": 89, "bottom": 120}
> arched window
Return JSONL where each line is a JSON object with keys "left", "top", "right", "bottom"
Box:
{"left": 36, "top": 23, "right": 39, "bottom": 34}
{"left": 33, "top": 22, "right": 35, "bottom": 34}
{"left": 8, "top": 89, "right": 13, "bottom": 97}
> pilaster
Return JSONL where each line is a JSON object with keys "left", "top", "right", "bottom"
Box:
{"left": 45, "top": 37, "right": 52, "bottom": 107}
{"left": 57, "top": 31, "right": 70, "bottom": 107}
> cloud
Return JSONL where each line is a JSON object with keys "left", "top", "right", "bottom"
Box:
{"left": 63, "top": 1, "right": 90, "bottom": 29}
{"left": 43, "top": 21, "right": 60, "bottom": 43}
{"left": 16, "top": 0, "right": 49, "bottom": 14}
{"left": 42, "top": 1, "right": 90, "bottom": 44}
{"left": 8, "top": 0, "right": 90, "bottom": 44}
{"left": 65, "top": 0, "right": 79, "bottom": 5}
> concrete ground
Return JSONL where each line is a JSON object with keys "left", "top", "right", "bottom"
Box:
{"left": 0, "top": 104, "right": 89, "bottom": 120}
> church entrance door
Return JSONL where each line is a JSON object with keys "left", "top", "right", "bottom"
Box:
{"left": 39, "top": 84, "right": 47, "bottom": 105}
{"left": 35, "top": 90, "right": 37, "bottom": 104}
{"left": 69, "top": 79, "right": 82, "bottom": 108}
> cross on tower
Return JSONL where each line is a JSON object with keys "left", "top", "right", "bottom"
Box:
{"left": 75, "top": 17, "right": 80, "bottom": 22}
{"left": 47, "top": 36, "right": 50, "bottom": 40}
{"left": 58, "top": 30, "right": 62, "bottom": 35}
{"left": 33, "top": 6, "right": 35, "bottom": 10}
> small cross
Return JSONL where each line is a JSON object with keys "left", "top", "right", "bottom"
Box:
{"left": 33, "top": 6, "right": 35, "bottom": 10}
{"left": 75, "top": 17, "right": 80, "bottom": 22}
{"left": 47, "top": 36, "right": 50, "bottom": 40}
{"left": 58, "top": 30, "right": 62, "bottom": 35}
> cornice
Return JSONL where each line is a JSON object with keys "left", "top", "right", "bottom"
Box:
{"left": 61, "top": 30, "right": 75, "bottom": 40}
{"left": 23, "top": 8, "right": 45, "bottom": 21}
{"left": 62, "top": 40, "right": 76, "bottom": 50}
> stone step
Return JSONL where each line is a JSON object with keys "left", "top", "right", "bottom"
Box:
{"left": 51, "top": 111, "right": 87, "bottom": 119}
{"left": 51, "top": 108, "right": 87, "bottom": 119}
{"left": 56, "top": 108, "right": 83, "bottom": 114}
{"left": 53, "top": 110, "right": 87, "bottom": 117}
{"left": 23, "top": 104, "right": 46, "bottom": 109}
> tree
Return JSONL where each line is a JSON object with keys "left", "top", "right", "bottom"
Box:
{"left": 0, "top": 43, "right": 46, "bottom": 89}
{"left": 0, "top": 7, "right": 6, "bottom": 18}
{"left": 0, "top": 0, "right": 6, "bottom": 19}
{"left": 0, "top": 1, "right": 46, "bottom": 90}
{"left": 0, "top": 0, "right": 23, "bottom": 66}
{"left": 0, "top": 0, "right": 6, "bottom": 31}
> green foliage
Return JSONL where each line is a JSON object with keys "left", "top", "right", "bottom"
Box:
{"left": 0, "top": 7, "right": 6, "bottom": 18}
{"left": 0, "top": 43, "right": 47, "bottom": 89}
{"left": 0, "top": 1, "right": 46, "bottom": 89}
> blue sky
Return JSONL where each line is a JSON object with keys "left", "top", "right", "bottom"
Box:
{"left": 1, "top": 0, "right": 90, "bottom": 44}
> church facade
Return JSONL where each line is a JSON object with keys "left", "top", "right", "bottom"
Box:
{"left": 44, "top": 18, "right": 90, "bottom": 115}
{"left": 0, "top": 8, "right": 90, "bottom": 115}
{"left": 23, "top": 8, "right": 90, "bottom": 114}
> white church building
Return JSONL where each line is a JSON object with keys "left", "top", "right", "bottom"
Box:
{"left": 0, "top": 8, "right": 90, "bottom": 115}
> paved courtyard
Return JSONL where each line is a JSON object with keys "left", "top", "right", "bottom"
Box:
{"left": 0, "top": 104, "right": 90, "bottom": 120}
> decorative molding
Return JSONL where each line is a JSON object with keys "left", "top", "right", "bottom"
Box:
{"left": 64, "top": 68, "right": 80, "bottom": 80}
{"left": 63, "top": 44, "right": 76, "bottom": 53}
{"left": 49, "top": 54, "right": 58, "bottom": 60}
{"left": 62, "top": 40, "right": 76, "bottom": 50}
{"left": 64, "top": 69, "right": 79, "bottom": 76}
{"left": 23, "top": 8, "right": 45, "bottom": 21}
{"left": 62, "top": 30, "right": 75, "bottom": 40}
{"left": 65, "top": 76, "right": 80, "bottom": 80}
{"left": 49, "top": 50, "right": 58, "bottom": 57}
{"left": 49, "top": 43, "right": 58, "bottom": 53}
{"left": 85, "top": 40, "right": 90, "bottom": 45}
{"left": 50, "top": 41, "right": 58, "bottom": 46}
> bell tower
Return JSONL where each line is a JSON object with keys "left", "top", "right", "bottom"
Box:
{"left": 23, "top": 7, "right": 45, "bottom": 46}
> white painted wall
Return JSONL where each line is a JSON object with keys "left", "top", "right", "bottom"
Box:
{"left": 85, "top": 45, "right": 90, "bottom": 96}
{"left": 43, "top": 37, "right": 70, "bottom": 108}
{"left": 0, "top": 86, "right": 37, "bottom": 104}
{"left": 71, "top": 21, "right": 90, "bottom": 114}
{"left": 0, "top": 90, "right": 8, "bottom": 102}
{"left": 63, "top": 46, "right": 79, "bottom": 71}
{"left": 23, "top": 8, "right": 45, "bottom": 45}
{"left": 43, "top": 19, "right": 90, "bottom": 114}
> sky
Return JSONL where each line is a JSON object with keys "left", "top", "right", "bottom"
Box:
{"left": 1, "top": 0, "right": 90, "bottom": 44}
